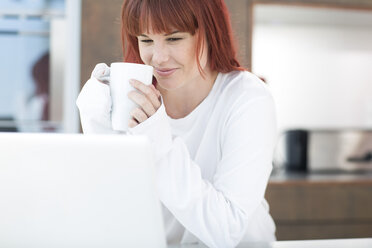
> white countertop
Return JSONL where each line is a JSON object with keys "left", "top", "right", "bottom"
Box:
{"left": 170, "top": 238, "right": 372, "bottom": 248}
{"left": 264, "top": 238, "right": 372, "bottom": 248}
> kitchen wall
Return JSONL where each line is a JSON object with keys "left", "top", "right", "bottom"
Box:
{"left": 252, "top": 5, "right": 372, "bottom": 132}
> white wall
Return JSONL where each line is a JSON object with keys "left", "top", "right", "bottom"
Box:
{"left": 252, "top": 6, "right": 372, "bottom": 132}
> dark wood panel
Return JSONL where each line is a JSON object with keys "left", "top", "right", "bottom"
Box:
{"left": 266, "top": 184, "right": 372, "bottom": 221}
{"left": 224, "top": 0, "right": 252, "bottom": 70}
{"left": 275, "top": 222, "right": 372, "bottom": 240}
{"left": 80, "top": 0, "right": 123, "bottom": 88}
{"left": 266, "top": 173, "right": 372, "bottom": 240}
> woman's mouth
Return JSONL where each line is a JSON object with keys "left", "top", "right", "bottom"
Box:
{"left": 155, "top": 68, "right": 177, "bottom": 77}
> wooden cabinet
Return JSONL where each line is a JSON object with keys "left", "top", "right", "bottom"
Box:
{"left": 265, "top": 172, "right": 372, "bottom": 240}
{"left": 81, "top": 0, "right": 123, "bottom": 86}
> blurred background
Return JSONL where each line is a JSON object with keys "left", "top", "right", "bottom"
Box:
{"left": 0, "top": 0, "right": 79, "bottom": 133}
{"left": 1, "top": 0, "right": 372, "bottom": 241}
{"left": 253, "top": 5, "right": 372, "bottom": 131}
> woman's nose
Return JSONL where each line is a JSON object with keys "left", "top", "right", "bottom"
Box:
{"left": 151, "top": 45, "right": 169, "bottom": 65}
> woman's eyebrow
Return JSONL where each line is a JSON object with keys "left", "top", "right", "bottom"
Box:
{"left": 165, "top": 31, "right": 180, "bottom": 36}
{"left": 139, "top": 31, "right": 180, "bottom": 37}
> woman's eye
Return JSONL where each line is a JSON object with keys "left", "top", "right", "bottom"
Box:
{"left": 167, "top": 37, "right": 182, "bottom": 42}
{"left": 140, "top": 39, "right": 153, "bottom": 43}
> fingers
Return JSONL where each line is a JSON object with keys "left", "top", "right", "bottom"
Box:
{"left": 128, "top": 118, "right": 139, "bottom": 128}
{"left": 130, "top": 107, "right": 148, "bottom": 123}
{"left": 127, "top": 79, "right": 162, "bottom": 127}
{"left": 150, "top": 84, "right": 161, "bottom": 99}
{"left": 130, "top": 79, "right": 161, "bottom": 109}
{"left": 128, "top": 91, "right": 156, "bottom": 117}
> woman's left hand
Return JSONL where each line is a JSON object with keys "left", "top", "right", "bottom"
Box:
{"left": 128, "top": 79, "right": 162, "bottom": 128}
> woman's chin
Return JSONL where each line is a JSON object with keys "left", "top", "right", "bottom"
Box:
{"left": 156, "top": 79, "right": 182, "bottom": 91}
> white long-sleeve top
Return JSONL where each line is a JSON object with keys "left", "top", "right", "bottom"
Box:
{"left": 126, "top": 71, "right": 277, "bottom": 247}
{"left": 76, "top": 68, "right": 277, "bottom": 248}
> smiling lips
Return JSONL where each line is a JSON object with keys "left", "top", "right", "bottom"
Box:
{"left": 155, "top": 68, "right": 177, "bottom": 77}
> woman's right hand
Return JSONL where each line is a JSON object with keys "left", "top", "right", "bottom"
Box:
{"left": 76, "top": 63, "right": 116, "bottom": 134}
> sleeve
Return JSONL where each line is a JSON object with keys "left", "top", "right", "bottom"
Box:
{"left": 128, "top": 94, "right": 277, "bottom": 248}
{"left": 76, "top": 63, "right": 115, "bottom": 134}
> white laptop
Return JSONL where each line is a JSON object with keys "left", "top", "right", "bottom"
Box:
{"left": 0, "top": 133, "right": 166, "bottom": 248}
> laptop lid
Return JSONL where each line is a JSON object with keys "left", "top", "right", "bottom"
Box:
{"left": 0, "top": 133, "right": 166, "bottom": 248}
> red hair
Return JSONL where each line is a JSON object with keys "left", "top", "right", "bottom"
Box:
{"left": 121, "top": 0, "right": 244, "bottom": 74}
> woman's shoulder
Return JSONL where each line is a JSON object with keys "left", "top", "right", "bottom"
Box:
{"left": 216, "top": 70, "right": 274, "bottom": 104}
{"left": 213, "top": 71, "right": 277, "bottom": 143}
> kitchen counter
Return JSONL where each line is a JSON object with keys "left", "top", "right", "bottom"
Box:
{"left": 265, "top": 170, "right": 372, "bottom": 240}
{"left": 269, "top": 169, "right": 372, "bottom": 185}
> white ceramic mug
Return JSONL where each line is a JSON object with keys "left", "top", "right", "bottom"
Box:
{"left": 110, "top": 62, "right": 154, "bottom": 132}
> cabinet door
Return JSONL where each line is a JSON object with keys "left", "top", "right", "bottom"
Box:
{"left": 266, "top": 183, "right": 372, "bottom": 240}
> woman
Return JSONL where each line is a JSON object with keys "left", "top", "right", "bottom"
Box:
{"left": 76, "top": 0, "right": 277, "bottom": 247}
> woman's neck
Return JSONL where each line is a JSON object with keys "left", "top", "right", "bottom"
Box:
{"left": 158, "top": 69, "right": 218, "bottom": 119}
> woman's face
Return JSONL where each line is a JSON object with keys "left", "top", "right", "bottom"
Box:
{"left": 137, "top": 29, "right": 208, "bottom": 91}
